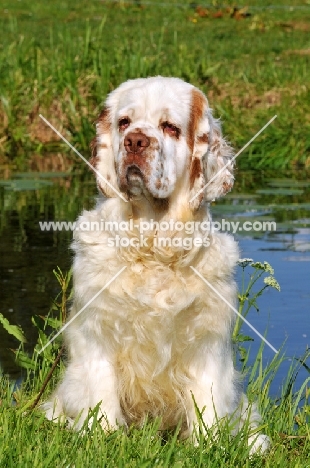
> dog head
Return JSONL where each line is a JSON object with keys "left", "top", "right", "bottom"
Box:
{"left": 90, "top": 77, "right": 234, "bottom": 211}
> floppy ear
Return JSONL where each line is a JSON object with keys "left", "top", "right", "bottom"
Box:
{"left": 188, "top": 89, "right": 234, "bottom": 211}
{"left": 203, "top": 110, "right": 235, "bottom": 201}
{"left": 90, "top": 107, "right": 122, "bottom": 198}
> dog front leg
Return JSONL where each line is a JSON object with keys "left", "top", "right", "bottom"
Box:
{"left": 185, "top": 348, "right": 238, "bottom": 440}
{"left": 43, "top": 357, "right": 125, "bottom": 431}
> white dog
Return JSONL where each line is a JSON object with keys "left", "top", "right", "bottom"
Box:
{"left": 43, "top": 77, "right": 269, "bottom": 453}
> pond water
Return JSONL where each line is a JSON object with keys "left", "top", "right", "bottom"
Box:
{"left": 0, "top": 170, "right": 309, "bottom": 395}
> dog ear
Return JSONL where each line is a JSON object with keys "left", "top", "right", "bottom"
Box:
{"left": 188, "top": 89, "right": 234, "bottom": 211}
{"left": 90, "top": 107, "right": 122, "bottom": 198}
{"left": 203, "top": 110, "right": 234, "bottom": 201}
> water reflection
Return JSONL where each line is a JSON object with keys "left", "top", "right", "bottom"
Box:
{"left": 0, "top": 174, "right": 96, "bottom": 377}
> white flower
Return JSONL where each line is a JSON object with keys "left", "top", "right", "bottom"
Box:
{"left": 250, "top": 261, "right": 264, "bottom": 270}
{"left": 251, "top": 261, "right": 274, "bottom": 274}
{"left": 263, "top": 261, "right": 274, "bottom": 275}
{"left": 238, "top": 258, "right": 254, "bottom": 268}
{"left": 264, "top": 276, "right": 280, "bottom": 291}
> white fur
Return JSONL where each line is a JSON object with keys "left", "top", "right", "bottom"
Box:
{"left": 42, "top": 77, "right": 269, "bottom": 454}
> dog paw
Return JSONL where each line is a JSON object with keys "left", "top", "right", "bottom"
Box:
{"left": 249, "top": 433, "right": 270, "bottom": 455}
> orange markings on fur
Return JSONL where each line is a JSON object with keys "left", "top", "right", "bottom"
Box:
{"left": 89, "top": 107, "right": 111, "bottom": 169}
{"left": 197, "top": 133, "right": 209, "bottom": 145}
{"left": 89, "top": 107, "right": 113, "bottom": 197}
{"left": 189, "top": 157, "right": 203, "bottom": 189}
{"left": 223, "top": 181, "right": 233, "bottom": 193}
{"left": 210, "top": 129, "right": 221, "bottom": 154}
{"left": 187, "top": 89, "right": 206, "bottom": 153}
{"left": 89, "top": 137, "right": 98, "bottom": 169}
{"left": 97, "top": 107, "right": 111, "bottom": 134}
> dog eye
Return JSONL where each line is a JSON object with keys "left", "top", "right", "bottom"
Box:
{"left": 118, "top": 117, "right": 130, "bottom": 131}
{"left": 161, "top": 122, "right": 180, "bottom": 138}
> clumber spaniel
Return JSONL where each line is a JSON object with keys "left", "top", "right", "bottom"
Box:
{"left": 43, "top": 77, "right": 269, "bottom": 453}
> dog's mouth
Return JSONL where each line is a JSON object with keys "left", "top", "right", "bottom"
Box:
{"left": 121, "top": 164, "right": 169, "bottom": 211}
{"left": 126, "top": 165, "right": 144, "bottom": 187}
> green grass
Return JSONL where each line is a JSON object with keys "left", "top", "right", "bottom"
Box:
{"left": 0, "top": 343, "right": 309, "bottom": 467}
{"left": 0, "top": 0, "right": 309, "bottom": 170}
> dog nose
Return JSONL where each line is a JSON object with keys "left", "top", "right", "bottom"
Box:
{"left": 124, "top": 132, "right": 150, "bottom": 154}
